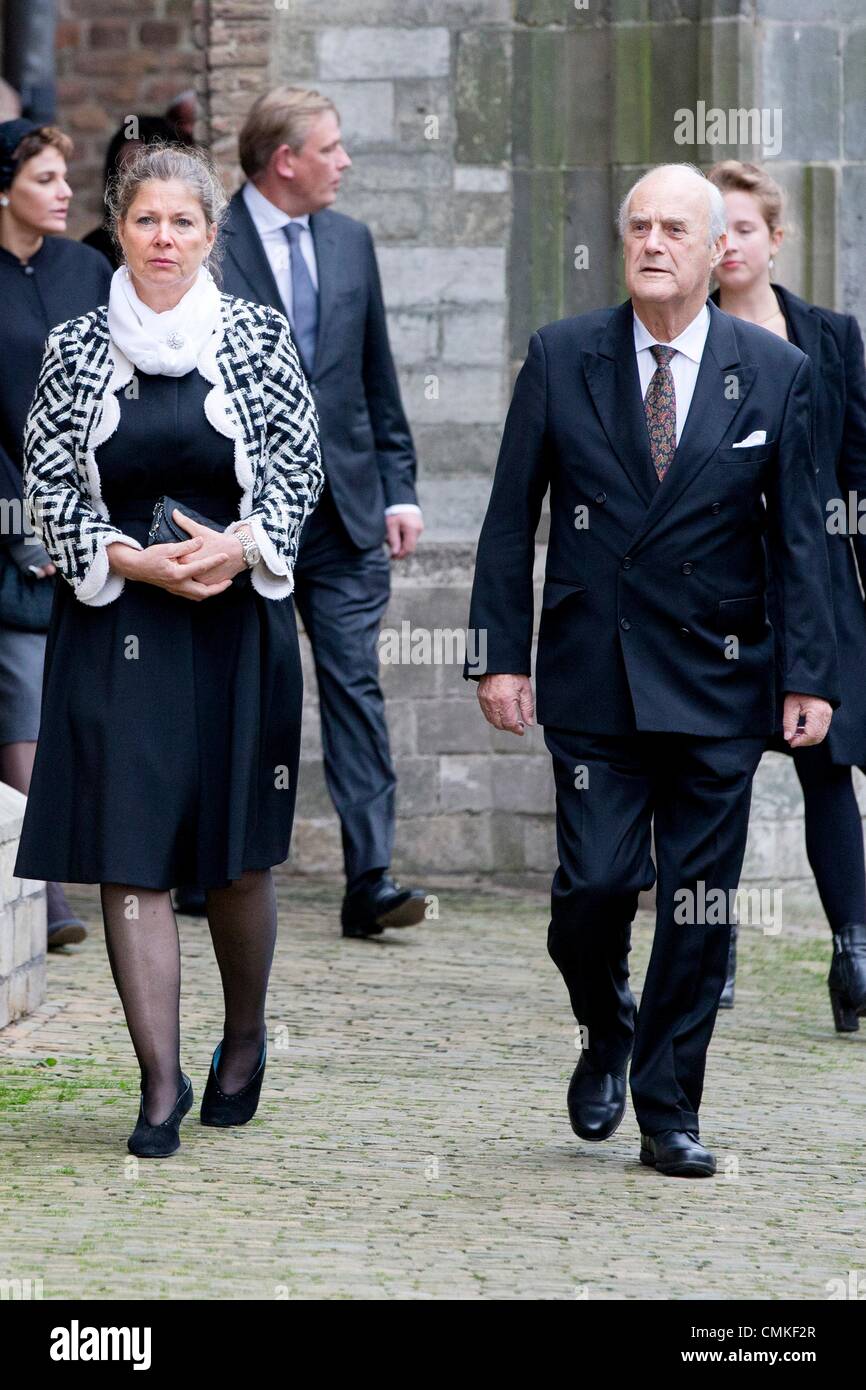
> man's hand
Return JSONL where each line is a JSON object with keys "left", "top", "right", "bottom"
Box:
{"left": 782, "top": 693, "right": 833, "bottom": 748}
{"left": 477, "top": 673, "right": 535, "bottom": 736}
{"left": 385, "top": 511, "right": 424, "bottom": 560}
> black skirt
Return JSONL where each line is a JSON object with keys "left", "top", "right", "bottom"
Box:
{"left": 14, "top": 367, "right": 303, "bottom": 890}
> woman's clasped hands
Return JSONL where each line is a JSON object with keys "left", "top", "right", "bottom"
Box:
{"left": 106, "top": 508, "right": 247, "bottom": 600}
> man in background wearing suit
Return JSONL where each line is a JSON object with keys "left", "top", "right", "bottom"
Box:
{"left": 466, "top": 163, "right": 839, "bottom": 1177}
{"left": 219, "top": 88, "right": 428, "bottom": 939}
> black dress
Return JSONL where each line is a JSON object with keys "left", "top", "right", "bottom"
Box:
{"left": 14, "top": 367, "right": 303, "bottom": 890}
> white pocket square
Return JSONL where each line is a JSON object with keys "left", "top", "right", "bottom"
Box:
{"left": 732, "top": 430, "right": 767, "bottom": 447}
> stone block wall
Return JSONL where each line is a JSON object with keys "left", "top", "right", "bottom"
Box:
{"left": 251, "top": 1, "right": 865, "bottom": 883}
{"left": 511, "top": 0, "right": 866, "bottom": 355}
{"left": 204, "top": 0, "right": 512, "bottom": 542}
{"left": 0, "top": 786, "right": 46, "bottom": 1030}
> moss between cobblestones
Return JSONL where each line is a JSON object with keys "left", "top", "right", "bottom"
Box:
{"left": 0, "top": 876, "right": 864, "bottom": 1299}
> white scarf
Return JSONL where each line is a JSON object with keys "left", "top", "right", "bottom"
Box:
{"left": 107, "top": 262, "right": 222, "bottom": 376}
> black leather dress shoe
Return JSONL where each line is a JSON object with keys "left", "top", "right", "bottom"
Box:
{"left": 128, "top": 1073, "right": 193, "bottom": 1158}
{"left": 718, "top": 923, "right": 737, "bottom": 1009}
{"left": 640, "top": 1129, "right": 716, "bottom": 1177}
{"left": 567, "top": 1054, "right": 628, "bottom": 1141}
{"left": 172, "top": 885, "right": 208, "bottom": 917}
{"left": 828, "top": 923, "right": 866, "bottom": 1032}
{"left": 340, "top": 873, "right": 427, "bottom": 938}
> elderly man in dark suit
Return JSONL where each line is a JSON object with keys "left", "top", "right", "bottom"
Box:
{"left": 466, "top": 162, "right": 840, "bottom": 1177}
{"left": 217, "top": 87, "right": 428, "bottom": 938}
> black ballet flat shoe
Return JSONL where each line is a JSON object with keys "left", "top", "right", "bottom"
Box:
{"left": 718, "top": 923, "right": 737, "bottom": 1009}
{"left": 127, "top": 1073, "right": 193, "bottom": 1158}
{"left": 567, "top": 1054, "right": 628, "bottom": 1141}
{"left": 828, "top": 923, "right": 866, "bottom": 1033}
{"left": 639, "top": 1129, "right": 716, "bottom": 1178}
{"left": 200, "top": 1038, "right": 267, "bottom": 1127}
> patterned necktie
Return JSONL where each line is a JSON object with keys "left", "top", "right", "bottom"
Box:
{"left": 644, "top": 343, "right": 677, "bottom": 482}
{"left": 282, "top": 222, "right": 318, "bottom": 375}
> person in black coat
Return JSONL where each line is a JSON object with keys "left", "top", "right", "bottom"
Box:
{"left": 465, "top": 163, "right": 839, "bottom": 1177}
{"left": 0, "top": 118, "right": 112, "bottom": 946}
{"left": 709, "top": 160, "right": 866, "bottom": 1032}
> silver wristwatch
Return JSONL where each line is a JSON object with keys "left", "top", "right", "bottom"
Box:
{"left": 235, "top": 525, "right": 261, "bottom": 569}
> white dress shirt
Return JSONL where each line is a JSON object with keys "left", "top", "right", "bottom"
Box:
{"left": 241, "top": 180, "right": 421, "bottom": 523}
{"left": 633, "top": 303, "right": 710, "bottom": 444}
{"left": 242, "top": 178, "right": 317, "bottom": 320}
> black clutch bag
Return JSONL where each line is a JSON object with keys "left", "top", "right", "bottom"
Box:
{"left": 147, "top": 495, "right": 250, "bottom": 588}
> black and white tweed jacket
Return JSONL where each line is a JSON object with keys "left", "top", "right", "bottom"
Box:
{"left": 22, "top": 293, "right": 323, "bottom": 606}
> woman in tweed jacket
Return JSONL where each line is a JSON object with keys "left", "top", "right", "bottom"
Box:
{"left": 14, "top": 143, "right": 323, "bottom": 1157}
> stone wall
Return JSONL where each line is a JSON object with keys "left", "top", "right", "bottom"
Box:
{"left": 511, "top": 0, "right": 866, "bottom": 353}
{"left": 249, "top": 1, "right": 862, "bottom": 884}
{"left": 0, "top": 786, "right": 46, "bottom": 1029}
{"left": 47, "top": 1, "right": 866, "bottom": 886}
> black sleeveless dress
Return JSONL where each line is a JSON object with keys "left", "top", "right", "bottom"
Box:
{"left": 14, "top": 367, "right": 303, "bottom": 890}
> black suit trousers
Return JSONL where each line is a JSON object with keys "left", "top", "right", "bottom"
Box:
{"left": 293, "top": 480, "right": 396, "bottom": 886}
{"left": 544, "top": 726, "right": 765, "bottom": 1134}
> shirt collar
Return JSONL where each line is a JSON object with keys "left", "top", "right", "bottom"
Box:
{"left": 632, "top": 301, "right": 710, "bottom": 364}
{"left": 242, "top": 180, "right": 311, "bottom": 234}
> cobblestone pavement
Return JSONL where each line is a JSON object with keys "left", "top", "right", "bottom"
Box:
{"left": 1, "top": 873, "right": 864, "bottom": 1300}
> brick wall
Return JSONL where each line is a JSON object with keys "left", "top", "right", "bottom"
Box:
{"left": 55, "top": 0, "right": 199, "bottom": 240}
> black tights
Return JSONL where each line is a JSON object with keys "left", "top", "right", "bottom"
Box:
{"left": 100, "top": 868, "right": 277, "bottom": 1125}
{"left": 793, "top": 744, "right": 866, "bottom": 931}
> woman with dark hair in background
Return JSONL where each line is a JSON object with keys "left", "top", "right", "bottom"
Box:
{"left": 709, "top": 159, "right": 866, "bottom": 1032}
{"left": 82, "top": 116, "right": 177, "bottom": 269}
{"left": 0, "top": 118, "right": 113, "bottom": 946}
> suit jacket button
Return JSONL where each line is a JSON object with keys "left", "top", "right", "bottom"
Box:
{"left": 594, "top": 491, "right": 606, "bottom": 505}
{"left": 681, "top": 562, "right": 694, "bottom": 574}
{"left": 680, "top": 626, "right": 691, "bottom": 635}
{"left": 620, "top": 618, "right": 631, "bottom": 630}
{"left": 622, "top": 556, "right": 632, "bottom": 569}
{"left": 711, "top": 503, "right": 721, "bottom": 514}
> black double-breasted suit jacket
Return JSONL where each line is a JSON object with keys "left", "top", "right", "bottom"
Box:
{"left": 465, "top": 297, "right": 840, "bottom": 737}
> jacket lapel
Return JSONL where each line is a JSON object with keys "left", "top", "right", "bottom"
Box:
{"left": 583, "top": 300, "right": 659, "bottom": 506}
{"left": 223, "top": 189, "right": 289, "bottom": 312}
{"left": 626, "top": 301, "right": 756, "bottom": 548}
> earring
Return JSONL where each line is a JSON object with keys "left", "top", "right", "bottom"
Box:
{"left": 769, "top": 257, "right": 775, "bottom": 270}
{"left": 0, "top": 195, "right": 8, "bottom": 207}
